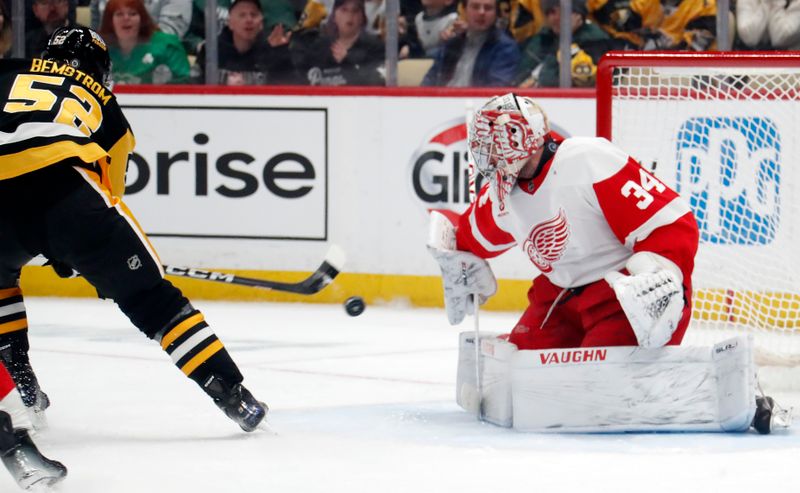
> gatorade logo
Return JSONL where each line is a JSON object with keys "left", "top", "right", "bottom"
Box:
{"left": 409, "top": 118, "right": 477, "bottom": 208}
{"left": 674, "top": 117, "right": 780, "bottom": 245}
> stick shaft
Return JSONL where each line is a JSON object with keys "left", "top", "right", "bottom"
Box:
{"left": 474, "top": 295, "right": 483, "bottom": 421}
{"left": 29, "top": 246, "right": 344, "bottom": 296}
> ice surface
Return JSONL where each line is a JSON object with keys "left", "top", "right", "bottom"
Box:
{"left": 4, "top": 297, "right": 800, "bottom": 493}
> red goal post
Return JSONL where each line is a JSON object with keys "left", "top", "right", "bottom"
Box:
{"left": 596, "top": 51, "right": 800, "bottom": 371}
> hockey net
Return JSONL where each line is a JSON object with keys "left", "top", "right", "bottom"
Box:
{"left": 597, "top": 52, "right": 800, "bottom": 386}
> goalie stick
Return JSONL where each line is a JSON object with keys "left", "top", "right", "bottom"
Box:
{"left": 29, "top": 245, "right": 346, "bottom": 296}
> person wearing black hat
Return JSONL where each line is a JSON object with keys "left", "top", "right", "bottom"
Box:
{"left": 513, "top": 0, "right": 612, "bottom": 87}
{"left": 193, "top": 0, "right": 296, "bottom": 84}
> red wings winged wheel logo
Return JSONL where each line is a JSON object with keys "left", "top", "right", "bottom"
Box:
{"left": 523, "top": 208, "right": 570, "bottom": 273}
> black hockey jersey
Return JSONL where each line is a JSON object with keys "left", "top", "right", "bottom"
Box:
{"left": 0, "top": 58, "right": 135, "bottom": 196}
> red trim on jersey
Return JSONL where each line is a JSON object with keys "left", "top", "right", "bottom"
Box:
{"left": 0, "top": 362, "right": 15, "bottom": 399}
{"left": 593, "top": 157, "right": 681, "bottom": 244}
{"left": 455, "top": 186, "right": 516, "bottom": 258}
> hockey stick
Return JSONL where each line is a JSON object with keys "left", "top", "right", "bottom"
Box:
{"left": 29, "top": 245, "right": 345, "bottom": 296}
{"left": 473, "top": 292, "right": 484, "bottom": 422}
{"left": 465, "top": 100, "right": 484, "bottom": 421}
{"left": 163, "top": 245, "right": 345, "bottom": 295}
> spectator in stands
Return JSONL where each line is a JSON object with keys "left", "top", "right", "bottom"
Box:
{"left": 184, "top": 0, "right": 296, "bottom": 54}
{"left": 421, "top": 0, "right": 519, "bottom": 87}
{"left": 506, "top": 0, "right": 544, "bottom": 43}
{"left": 290, "top": 0, "right": 385, "bottom": 85}
{"left": 513, "top": 0, "right": 611, "bottom": 87}
{"left": 587, "top": 0, "right": 661, "bottom": 49}
{"left": 453, "top": 0, "right": 544, "bottom": 45}
{"left": 0, "top": 0, "right": 11, "bottom": 58}
{"left": 294, "top": 0, "right": 329, "bottom": 31}
{"left": 99, "top": 0, "right": 191, "bottom": 83}
{"left": 192, "top": 0, "right": 295, "bottom": 84}
{"left": 644, "top": 0, "right": 717, "bottom": 50}
{"left": 408, "top": 0, "right": 457, "bottom": 57}
{"left": 91, "top": 0, "right": 192, "bottom": 38}
{"left": 26, "top": 0, "right": 77, "bottom": 34}
{"left": 736, "top": 0, "right": 800, "bottom": 49}
{"left": 26, "top": 0, "right": 74, "bottom": 57}
{"left": 589, "top": 0, "right": 717, "bottom": 50}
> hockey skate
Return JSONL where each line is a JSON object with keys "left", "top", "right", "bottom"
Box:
{"left": 0, "top": 412, "right": 66, "bottom": 490}
{"left": 752, "top": 395, "right": 793, "bottom": 435}
{"left": 202, "top": 375, "right": 268, "bottom": 432}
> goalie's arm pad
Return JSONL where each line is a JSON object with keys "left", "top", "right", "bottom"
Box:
{"left": 605, "top": 251, "right": 685, "bottom": 348}
{"left": 428, "top": 210, "right": 497, "bottom": 325}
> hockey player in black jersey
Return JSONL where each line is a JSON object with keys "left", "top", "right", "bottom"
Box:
{"left": 0, "top": 26, "right": 267, "bottom": 433}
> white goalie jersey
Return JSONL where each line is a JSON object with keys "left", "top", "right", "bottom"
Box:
{"left": 455, "top": 136, "right": 699, "bottom": 289}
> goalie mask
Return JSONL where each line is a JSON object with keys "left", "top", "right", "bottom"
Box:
{"left": 468, "top": 94, "right": 550, "bottom": 204}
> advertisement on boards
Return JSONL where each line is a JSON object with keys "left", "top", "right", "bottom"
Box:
{"left": 117, "top": 93, "right": 595, "bottom": 277}
{"left": 122, "top": 104, "right": 328, "bottom": 240}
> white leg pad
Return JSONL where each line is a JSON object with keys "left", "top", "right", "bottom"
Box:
{"left": 509, "top": 336, "right": 755, "bottom": 432}
{"left": 456, "top": 332, "right": 517, "bottom": 427}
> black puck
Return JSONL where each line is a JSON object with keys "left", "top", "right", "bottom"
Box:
{"left": 344, "top": 296, "right": 366, "bottom": 317}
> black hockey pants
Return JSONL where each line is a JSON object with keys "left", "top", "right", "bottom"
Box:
{"left": 0, "top": 161, "right": 186, "bottom": 337}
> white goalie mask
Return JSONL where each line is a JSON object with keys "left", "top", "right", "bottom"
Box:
{"left": 468, "top": 94, "right": 550, "bottom": 203}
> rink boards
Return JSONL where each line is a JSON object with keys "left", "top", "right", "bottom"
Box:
{"left": 20, "top": 87, "right": 798, "bottom": 324}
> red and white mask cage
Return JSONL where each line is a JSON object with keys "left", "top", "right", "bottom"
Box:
{"left": 468, "top": 94, "right": 550, "bottom": 205}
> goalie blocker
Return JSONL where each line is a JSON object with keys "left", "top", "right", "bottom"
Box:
{"left": 457, "top": 333, "right": 784, "bottom": 433}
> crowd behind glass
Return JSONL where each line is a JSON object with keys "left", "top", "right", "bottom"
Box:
{"left": 1, "top": 0, "right": 798, "bottom": 88}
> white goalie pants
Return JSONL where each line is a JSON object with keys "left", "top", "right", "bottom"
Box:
{"left": 456, "top": 333, "right": 756, "bottom": 432}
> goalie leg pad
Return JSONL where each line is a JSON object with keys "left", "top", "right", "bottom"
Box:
{"left": 456, "top": 332, "right": 516, "bottom": 427}
{"left": 509, "top": 336, "right": 755, "bottom": 432}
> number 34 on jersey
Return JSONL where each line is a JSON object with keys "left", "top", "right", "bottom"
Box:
{"left": 621, "top": 168, "right": 667, "bottom": 210}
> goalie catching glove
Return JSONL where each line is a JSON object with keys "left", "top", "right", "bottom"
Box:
{"left": 427, "top": 210, "right": 497, "bottom": 325}
{"left": 604, "top": 252, "right": 684, "bottom": 348}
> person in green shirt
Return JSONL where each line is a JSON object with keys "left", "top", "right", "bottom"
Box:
{"left": 99, "top": 0, "right": 191, "bottom": 83}
{"left": 513, "top": 0, "right": 612, "bottom": 87}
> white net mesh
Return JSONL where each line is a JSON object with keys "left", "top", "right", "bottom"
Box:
{"left": 602, "top": 56, "right": 800, "bottom": 374}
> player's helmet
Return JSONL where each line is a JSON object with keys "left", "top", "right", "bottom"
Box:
{"left": 468, "top": 93, "right": 550, "bottom": 185}
{"left": 42, "top": 26, "right": 113, "bottom": 89}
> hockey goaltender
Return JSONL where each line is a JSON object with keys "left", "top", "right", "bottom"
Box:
{"left": 428, "top": 93, "right": 791, "bottom": 434}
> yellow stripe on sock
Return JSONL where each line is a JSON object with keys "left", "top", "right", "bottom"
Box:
{"left": 0, "top": 318, "right": 27, "bottom": 335}
{"left": 160, "top": 313, "right": 205, "bottom": 350}
{"left": 180, "top": 340, "right": 224, "bottom": 376}
{"left": 0, "top": 287, "right": 21, "bottom": 299}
